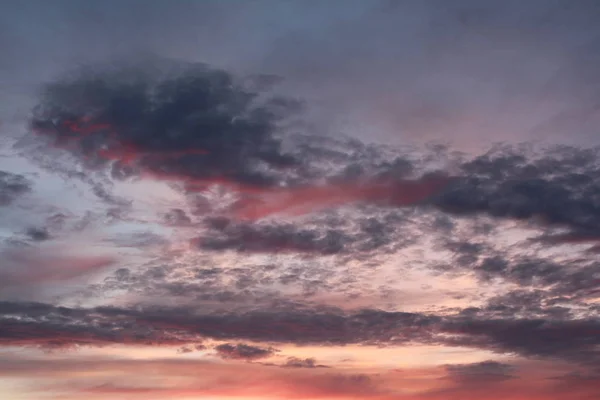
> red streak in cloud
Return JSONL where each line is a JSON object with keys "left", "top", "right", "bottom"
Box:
{"left": 99, "top": 143, "right": 209, "bottom": 166}
{"left": 144, "top": 171, "right": 449, "bottom": 220}
{"left": 98, "top": 143, "right": 139, "bottom": 165}
{"left": 33, "top": 116, "right": 208, "bottom": 166}
{"left": 61, "top": 119, "right": 112, "bottom": 135}
{"left": 230, "top": 175, "right": 451, "bottom": 220}
{"left": 34, "top": 115, "right": 449, "bottom": 219}
{"left": 146, "top": 171, "right": 449, "bottom": 220}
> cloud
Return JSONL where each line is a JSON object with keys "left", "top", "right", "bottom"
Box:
{"left": 29, "top": 57, "right": 301, "bottom": 189}
{"left": 26, "top": 59, "right": 455, "bottom": 224}
{"left": 194, "top": 210, "right": 421, "bottom": 258}
{"left": 443, "top": 316, "right": 600, "bottom": 366}
{"left": 0, "top": 301, "right": 433, "bottom": 349}
{"left": 436, "top": 243, "right": 600, "bottom": 301}
{"left": 0, "top": 170, "right": 31, "bottom": 206}
{"left": 467, "top": 289, "right": 574, "bottom": 320}
{"left": 163, "top": 208, "right": 192, "bottom": 226}
{"left": 214, "top": 343, "right": 277, "bottom": 361}
{"left": 34, "top": 60, "right": 600, "bottom": 228}
{"left": 196, "top": 217, "right": 345, "bottom": 255}
{"left": 1, "top": 299, "right": 598, "bottom": 368}
{"left": 25, "top": 226, "right": 51, "bottom": 242}
{"left": 283, "top": 357, "right": 328, "bottom": 369}
{"left": 177, "top": 343, "right": 207, "bottom": 354}
{"left": 0, "top": 301, "right": 201, "bottom": 349}
{"left": 433, "top": 146, "right": 600, "bottom": 238}
{"left": 445, "top": 360, "right": 515, "bottom": 383}
{"left": 228, "top": 174, "right": 451, "bottom": 220}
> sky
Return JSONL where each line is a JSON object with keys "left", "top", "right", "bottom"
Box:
{"left": 0, "top": 0, "right": 600, "bottom": 399}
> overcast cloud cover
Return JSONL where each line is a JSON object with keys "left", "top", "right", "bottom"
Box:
{"left": 1, "top": 1, "right": 600, "bottom": 399}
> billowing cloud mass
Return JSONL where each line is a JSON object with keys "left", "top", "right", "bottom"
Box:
{"left": 1, "top": 1, "right": 600, "bottom": 400}
{"left": 29, "top": 58, "right": 300, "bottom": 188}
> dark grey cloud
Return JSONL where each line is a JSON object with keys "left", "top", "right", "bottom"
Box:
{"left": 2, "top": 299, "right": 600, "bottom": 368}
{"left": 177, "top": 343, "right": 207, "bottom": 354}
{"left": 0, "top": 170, "right": 31, "bottom": 206}
{"left": 432, "top": 146, "right": 600, "bottom": 239}
{"left": 0, "top": 300, "right": 200, "bottom": 348}
{"left": 214, "top": 343, "right": 277, "bottom": 361}
{"left": 197, "top": 217, "right": 346, "bottom": 255}
{"left": 184, "top": 142, "right": 600, "bottom": 263}
{"left": 444, "top": 317, "right": 600, "bottom": 366}
{"left": 163, "top": 208, "right": 192, "bottom": 226}
{"left": 97, "top": 262, "right": 295, "bottom": 309}
{"left": 283, "top": 357, "right": 328, "bottom": 369}
{"left": 0, "top": 300, "right": 438, "bottom": 349}
{"left": 196, "top": 213, "right": 416, "bottom": 257}
{"left": 433, "top": 238, "right": 600, "bottom": 304}
{"left": 25, "top": 226, "right": 51, "bottom": 242}
{"left": 29, "top": 58, "right": 302, "bottom": 188}
{"left": 465, "top": 289, "right": 575, "bottom": 320}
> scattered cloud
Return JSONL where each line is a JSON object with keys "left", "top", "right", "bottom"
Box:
{"left": 283, "top": 357, "right": 329, "bottom": 368}
{"left": 445, "top": 360, "right": 516, "bottom": 383}
{"left": 0, "top": 170, "right": 31, "bottom": 206}
{"left": 214, "top": 342, "right": 278, "bottom": 361}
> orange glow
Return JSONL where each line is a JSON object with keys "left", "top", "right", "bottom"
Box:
{"left": 0, "top": 354, "right": 595, "bottom": 400}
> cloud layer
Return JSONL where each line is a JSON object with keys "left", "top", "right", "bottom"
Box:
{"left": 2, "top": 2, "right": 600, "bottom": 397}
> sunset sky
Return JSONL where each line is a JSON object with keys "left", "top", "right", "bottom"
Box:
{"left": 1, "top": 1, "right": 600, "bottom": 399}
